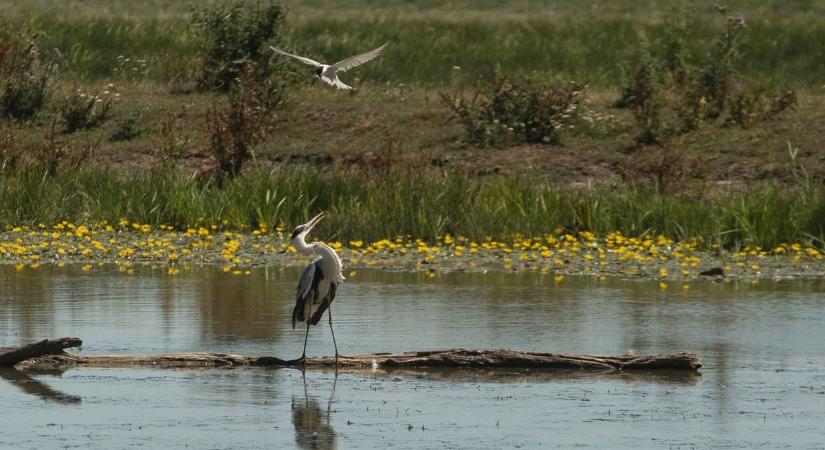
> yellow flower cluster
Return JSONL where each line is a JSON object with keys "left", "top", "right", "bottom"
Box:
{"left": 2, "top": 222, "right": 823, "bottom": 280}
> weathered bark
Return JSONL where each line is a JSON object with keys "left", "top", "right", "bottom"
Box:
{"left": 6, "top": 338, "right": 702, "bottom": 373}
{"left": 0, "top": 337, "right": 83, "bottom": 366}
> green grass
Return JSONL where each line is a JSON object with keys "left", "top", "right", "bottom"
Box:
{"left": 1, "top": 167, "right": 822, "bottom": 248}
{"left": 4, "top": 1, "right": 825, "bottom": 86}
{"left": 2, "top": 1, "right": 825, "bottom": 250}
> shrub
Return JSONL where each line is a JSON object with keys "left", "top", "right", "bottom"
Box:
{"left": 109, "top": 113, "right": 142, "bottom": 142}
{"left": 60, "top": 87, "right": 116, "bottom": 133}
{"left": 617, "top": 8, "right": 796, "bottom": 143}
{"left": 615, "top": 50, "right": 664, "bottom": 144}
{"left": 190, "top": 0, "right": 285, "bottom": 92}
{"left": 0, "top": 34, "right": 60, "bottom": 120}
{"left": 442, "top": 72, "right": 585, "bottom": 147}
{"left": 695, "top": 16, "right": 746, "bottom": 119}
{"left": 0, "top": 123, "right": 21, "bottom": 171}
{"left": 203, "top": 74, "right": 269, "bottom": 183}
{"left": 157, "top": 113, "right": 191, "bottom": 167}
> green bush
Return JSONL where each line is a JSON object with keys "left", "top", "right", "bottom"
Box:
{"left": 203, "top": 74, "right": 270, "bottom": 184}
{"left": 615, "top": 50, "right": 664, "bottom": 144}
{"left": 109, "top": 113, "right": 142, "bottom": 142}
{"left": 190, "top": 0, "right": 285, "bottom": 92}
{"left": 60, "top": 87, "right": 114, "bottom": 133}
{"left": 443, "top": 72, "right": 585, "bottom": 147}
{"left": 617, "top": 9, "right": 797, "bottom": 143}
{"left": 0, "top": 34, "right": 60, "bottom": 120}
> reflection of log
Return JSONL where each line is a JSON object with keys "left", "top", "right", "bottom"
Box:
{"left": 0, "top": 368, "right": 81, "bottom": 404}
{"left": 8, "top": 338, "right": 702, "bottom": 373}
{"left": 0, "top": 338, "right": 83, "bottom": 367}
{"left": 362, "top": 367, "right": 703, "bottom": 385}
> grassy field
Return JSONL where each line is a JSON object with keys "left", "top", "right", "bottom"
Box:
{"left": 2, "top": 0, "right": 825, "bottom": 85}
{"left": 1, "top": 0, "right": 824, "bottom": 247}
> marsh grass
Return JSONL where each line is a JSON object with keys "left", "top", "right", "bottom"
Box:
{"left": 0, "top": 167, "right": 822, "bottom": 249}
{"left": 5, "top": 11, "right": 824, "bottom": 88}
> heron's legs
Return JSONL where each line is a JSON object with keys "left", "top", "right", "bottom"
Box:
{"left": 328, "top": 306, "right": 339, "bottom": 363}
{"left": 300, "top": 322, "right": 310, "bottom": 363}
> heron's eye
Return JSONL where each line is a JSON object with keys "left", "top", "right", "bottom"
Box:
{"left": 291, "top": 227, "right": 302, "bottom": 239}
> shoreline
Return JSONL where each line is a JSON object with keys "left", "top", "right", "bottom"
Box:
{"left": 2, "top": 223, "right": 823, "bottom": 282}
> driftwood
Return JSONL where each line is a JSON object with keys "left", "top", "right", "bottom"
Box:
{"left": 4, "top": 337, "right": 702, "bottom": 373}
{"left": 0, "top": 337, "right": 82, "bottom": 367}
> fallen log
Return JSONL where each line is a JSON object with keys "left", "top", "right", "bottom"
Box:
{"left": 0, "top": 337, "right": 83, "bottom": 367}
{"left": 5, "top": 337, "right": 702, "bottom": 373}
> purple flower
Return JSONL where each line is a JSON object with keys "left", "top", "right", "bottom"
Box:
{"left": 29, "top": 74, "right": 37, "bottom": 81}
{"left": 53, "top": 47, "right": 62, "bottom": 57}
{"left": 736, "top": 15, "right": 746, "bottom": 26}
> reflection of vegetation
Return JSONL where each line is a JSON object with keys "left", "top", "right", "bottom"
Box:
{"left": 292, "top": 373, "right": 337, "bottom": 450}
{"left": 194, "top": 269, "right": 288, "bottom": 341}
{"left": 0, "top": 266, "right": 55, "bottom": 342}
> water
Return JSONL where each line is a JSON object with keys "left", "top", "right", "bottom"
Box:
{"left": 1, "top": 264, "right": 824, "bottom": 449}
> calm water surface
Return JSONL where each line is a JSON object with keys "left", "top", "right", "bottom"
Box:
{"left": 1, "top": 264, "right": 824, "bottom": 449}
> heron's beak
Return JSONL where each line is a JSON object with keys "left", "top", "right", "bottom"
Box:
{"left": 304, "top": 212, "right": 325, "bottom": 233}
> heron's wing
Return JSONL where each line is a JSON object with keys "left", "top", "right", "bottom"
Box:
{"left": 308, "top": 282, "right": 336, "bottom": 326}
{"left": 330, "top": 42, "right": 388, "bottom": 73}
{"left": 293, "top": 261, "right": 319, "bottom": 329}
{"left": 270, "top": 46, "right": 324, "bottom": 67}
{"left": 296, "top": 261, "right": 317, "bottom": 300}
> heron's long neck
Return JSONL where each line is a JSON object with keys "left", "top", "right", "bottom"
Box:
{"left": 293, "top": 235, "right": 315, "bottom": 255}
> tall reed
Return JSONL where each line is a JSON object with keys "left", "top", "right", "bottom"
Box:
{"left": 1, "top": 167, "right": 822, "bottom": 248}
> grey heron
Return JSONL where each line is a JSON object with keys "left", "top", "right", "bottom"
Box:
{"left": 291, "top": 212, "right": 345, "bottom": 362}
{"left": 270, "top": 43, "right": 388, "bottom": 90}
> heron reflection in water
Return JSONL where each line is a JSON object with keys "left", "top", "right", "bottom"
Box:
{"left": 292, "top": 372, "right": 338, "bottom": 450}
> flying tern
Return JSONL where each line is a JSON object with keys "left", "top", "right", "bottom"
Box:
{"left": 270, "top": 43, "right": 388, "bottom": 90}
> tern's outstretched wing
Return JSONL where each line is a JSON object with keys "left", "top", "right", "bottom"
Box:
{"left": 331, "top": 43, "right": 388, "bottom": 73}
{"left": 331, "top": 77, "right": 352, "bottom": 90}
{"left": 270, "top": 46, "right": 324, "bottom": 67}
{"left": 318, "top": 75, "right": 352, "bottom": 90}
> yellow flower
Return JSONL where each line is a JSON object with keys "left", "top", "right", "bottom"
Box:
{"left": 75, "top": 225, "right": 89, "bottom": 237}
